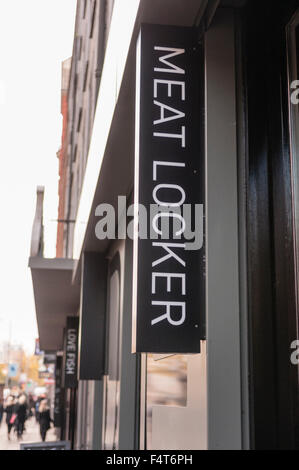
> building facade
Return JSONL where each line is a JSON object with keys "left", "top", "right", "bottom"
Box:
{"left": 29, "top": 0, "right": 299, "bottom": 450}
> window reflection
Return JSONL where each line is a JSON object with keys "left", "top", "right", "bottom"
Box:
{"left": 146, "top": 354, "right": 187, "bottom": 450}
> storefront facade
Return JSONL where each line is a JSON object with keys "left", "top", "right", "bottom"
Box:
{"left": 29, "top": 0, "right": 299, "bottom": 450}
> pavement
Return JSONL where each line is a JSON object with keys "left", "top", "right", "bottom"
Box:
{"left": 0, "top": 416, "right": 57, "bottom": 450}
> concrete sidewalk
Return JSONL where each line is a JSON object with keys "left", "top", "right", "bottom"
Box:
{"left": 0, "top": 416, "right": 57, "bottom": 450}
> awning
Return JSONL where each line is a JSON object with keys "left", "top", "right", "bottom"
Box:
{"left": 29, "top": 257, "right": 80, "bottom": 351}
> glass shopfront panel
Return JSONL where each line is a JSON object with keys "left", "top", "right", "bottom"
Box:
{"left": 145, "top": 354, "right": 187, "bottom": 450}
{"left": 103, "top": 261, "right": 121, "bottom": 450}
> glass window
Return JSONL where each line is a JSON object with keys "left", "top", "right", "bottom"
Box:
{"left": 103, "top": 264, "right": 120, "bottom": 450}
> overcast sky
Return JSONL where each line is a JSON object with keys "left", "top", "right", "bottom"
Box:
{"left": 0, "top": 0, "right": 77, "bottom": 353}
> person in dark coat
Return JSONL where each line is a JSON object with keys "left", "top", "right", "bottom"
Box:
{"left": 38, "top": 399, "right": 53, "bottom": 442}
{"left": 15, "top": 394, "right": 28, "bottom": 439}
{"left": 28, "top": 394, "right": 35, "bottom": 418}
{"left": 35, "top": 395, "right": 43, "bottom": 423}
{"left": 4, "top": 396, "right": 16, "bottom": 440}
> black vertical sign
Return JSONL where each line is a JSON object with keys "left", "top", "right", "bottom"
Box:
{"left": 64, "top": 317, "right": 79, "bottom": 388}
{"left": 54, "top": 355, "right": 63, "bottom": 428}
{"left": 132, "top": 24, "right": 205, "bottom": 353}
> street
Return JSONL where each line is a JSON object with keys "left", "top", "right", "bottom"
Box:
{"left": 0, "top": 416, "right": 57, "bottom": 450}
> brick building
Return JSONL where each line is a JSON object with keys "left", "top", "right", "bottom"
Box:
{"left": 56, "top": 58, "right": 71, "bottom": 258}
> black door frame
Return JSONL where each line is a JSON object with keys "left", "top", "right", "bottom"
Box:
{"left": 242, "top": 0, "right": 299, "bottom": 449}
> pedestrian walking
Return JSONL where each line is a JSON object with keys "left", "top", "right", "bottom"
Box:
{"left": 4, "top": 396, "right": 17, "bottom": 440}
{"left": 28, "top": 394, "right": 35, "bottom": 418}
{"left": 35, "top": 395, "right": 43, "bottom": 423}
{"left": 15, "top": 394, "right": 28, "bottom": 439}
{"left": 38, "top": 399, "right": 53, "bottom": 442}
